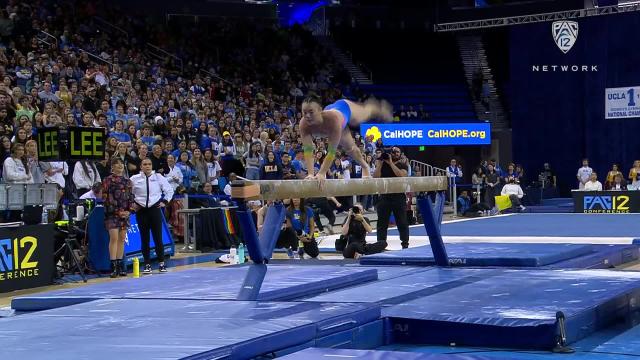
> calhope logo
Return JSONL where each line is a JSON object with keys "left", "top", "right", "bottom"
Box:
{"left": 365, "top": 126, "right": 382, "bottom": 142}
{"left": 552, "top": 20, "right": 578, "bottom": 54}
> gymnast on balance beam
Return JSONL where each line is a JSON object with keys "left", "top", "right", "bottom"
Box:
{"left": 300, "top": 95, "right": 392, "bottom": 183}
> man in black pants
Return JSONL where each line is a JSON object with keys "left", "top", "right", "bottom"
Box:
{"left": 307, "top": 197, "right": 339, "bottom": 234}
{"left": 131, "top": 159, "right": 174, "bottom": 274}
{"left": 374, "top": 147, "right": 410, "bottom": 249}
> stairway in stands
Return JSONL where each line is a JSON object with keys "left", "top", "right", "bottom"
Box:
{"left": 358, "top": 84, "right": 480, "bottom": 123}
{"left": 457, "top": 34, "right": 509, "bottom": 130}
{"left": 317, "top": 36, "right": 373, "bottom": 85}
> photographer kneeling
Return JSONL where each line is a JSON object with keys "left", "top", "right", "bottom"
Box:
{"left": 336, "top": 204, "right": 386, "bottom": 259}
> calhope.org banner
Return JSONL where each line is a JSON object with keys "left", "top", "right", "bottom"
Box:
{"left": 605, "top": 86, "right": 640, "bottom": 119}
{"left": 360, "top": 123, "right": 491, "bottom": 146}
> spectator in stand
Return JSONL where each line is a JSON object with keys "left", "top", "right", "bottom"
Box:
{"left": 176, "top": 151, "right": 196, "bottom": 190}
{"left": 446, "top": 159, "right": 463, "bottom": 185}
{"left": 457, "top": 190, "right": 472, "bottom": 216}
{"left": 223, "top": 172, "right": 238, "bottom": 196}
{"left": 73, "top": 160, "right": 101, "bottom": 198}
{"left": 3, "top": 143, "right": 32, "bottom": 184}
{"left": 164, "top": 154, "right": 183, "bottom": 191}
{"left": 244, "top": 142, "right": 263, "bottom": 180}
{"left": 472, "top": 167, "right": 486, "bottom": 203}
{"left": 150, "top": 144, "right": 168, "bottom": 175}
{"left": 584, "top": 172, "right": 603, "bottom": 191}
{"left": 502, "top": 163, "right": 518, "bottom": 184}
{"left": 501, "top": 177, "right": 526, "bottom": 212}
{"left": 260, "top": 151, "right": 282, "bottom": 180}
{"left": 629, "top": 160, "right": 640, "bottom": 190}
{"left": 605, "top": 164, "right": 622, "bottom": 190}
{"left": 281, "top": 153, "right": 297, "bottom": 180}
{"left": 484, "top": 163, "right": 500, "bottom": 207}
{"left": 540, "top": 162, "right": 556, "bottom": 188}
{"left": 24, "top": 140, "right": 44, "bottom": 184}
{"left": 576, "top": 158, "right": 593, "bottom": 190}
{"left": 110, "top": 119, "right": 131, "bottom": 145}
{"left": 191, "top": 148, "right": 208, "bottom": 190}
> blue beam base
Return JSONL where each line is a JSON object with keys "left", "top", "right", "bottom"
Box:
{"left": 417, "top": 192, "right": 449, "bottom": 266}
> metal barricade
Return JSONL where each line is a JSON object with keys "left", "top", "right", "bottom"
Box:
{"left": 0, "top": 183, "right": 59, "bottom": 211}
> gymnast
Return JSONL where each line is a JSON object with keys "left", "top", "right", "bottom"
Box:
{"left": 300, "top": 95, "right": 392, "bottom": 182}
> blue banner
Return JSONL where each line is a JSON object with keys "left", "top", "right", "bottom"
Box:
{"left": 124, "top": 213, "right": 174, "bottom": 258}
{"left": 360, "top": 123, "right": 491, "bottom": 146}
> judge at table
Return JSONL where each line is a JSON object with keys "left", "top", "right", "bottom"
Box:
{"left": 584, "top": 172, "right": 603, "bottom": 191}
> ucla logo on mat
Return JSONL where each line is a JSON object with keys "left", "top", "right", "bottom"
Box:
{"left": 552, "top": 21, "right": 578, "bottom": 54}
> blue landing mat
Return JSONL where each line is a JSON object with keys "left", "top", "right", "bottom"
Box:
{"left": 11, "top": 265, "right": 378, "bottom": 312}
{"left": 359, "top": 243, "right": 594, "bottom": 267}
{"left": 0, "top": 299, "right": 381, "bottom": 360}
{"left": 381, "top": 324, "right": 640, "bottom": 359}
{"left": 280, "top": 348, "right": 518, "bottom": 360}
{"left": 306, "top": 268, "right": 640, "bottom": 349}
{"left": 384, "top": 269, "right": 640, "bottom": 349}
{"left": 544, "top": 245, "right": 640, "bottom": 269}
{"left": 386, "top": 214, "right": 640, "bottom": 238}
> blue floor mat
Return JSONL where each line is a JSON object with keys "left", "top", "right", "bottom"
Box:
{"left": 386, "top": 214, "right": 640, "bottom": 238}
{"left": 359, "top": 243, "right": 594, "bottom": 267}
{"left": 0, "top": 299, "right": 381, "bottom": 360}
{"left": 381, "top": 323, "right": 640, "bottom": 359}
{"left": 280, "top": 348, "right": 520, "bottom": 360}
{"left": 383, "top": 269, "right": 640, "bottom": 349}
{"left": 544, "top": 245, "right": 640, "bottom": 269}
{"left": 11, "top": 265, "right": 378, "bottom": 311}
{"left": 306, "top": 268, "right": 640, "bottom": 349}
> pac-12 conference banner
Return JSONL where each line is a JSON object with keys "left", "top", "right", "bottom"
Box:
{"left": 605, "top": 86, "right": 640, "bottom": 119}
{"left": 361, "top": 123, "right": 491, "bottom": 146}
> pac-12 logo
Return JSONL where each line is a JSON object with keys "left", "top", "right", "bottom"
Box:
{"left": 552, "top": 21, "right": 578, "bottom": 54}
{"left": 583, "top": 195, "right": 629, "bottom": 213}
{"left": 0, "top": 237, "right": 39, "bottom": 280}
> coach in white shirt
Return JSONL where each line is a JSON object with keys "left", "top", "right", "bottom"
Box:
{"left": 584, "top": 172, "right": 603, "bottom": 191}
{"left": 130, "top": 158, "right": 174, "bottom": 274}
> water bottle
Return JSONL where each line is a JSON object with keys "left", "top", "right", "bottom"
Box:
{"left": 230, "top": 246, "right": 237, "bottom": 264}
{"left": 237, "top": 244, "right": 245, "bottom": 264}
{"left": 132, "top": 257, "right": 140, "bottom": 278}
{"left": 41, "top": 209, "right": 48, "bottom": 224}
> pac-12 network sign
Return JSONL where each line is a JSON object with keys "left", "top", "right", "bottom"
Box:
{"left": 605, "top": 86, "right": 640, "bottom": 119}
{"left": 360, "top": 123, "right": 491, "bottom": 146}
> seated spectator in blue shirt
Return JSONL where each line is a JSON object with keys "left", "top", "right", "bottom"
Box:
{"left": 109, "top": 119, "right": 131, "bottom": 145}
{"left": 457, "top": 190, "right": 471, "bottom": 216}
{"left": 140, "top": 125, "right": 156, "bottom": 149}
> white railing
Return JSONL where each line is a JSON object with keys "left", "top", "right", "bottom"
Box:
{"left": 409, "top": 160, "right": 459, "bottom": 216}
{"left": 38, "top": 30, "right": 58, "bottom": 48}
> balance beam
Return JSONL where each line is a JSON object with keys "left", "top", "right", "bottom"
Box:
{"left": 231, "top": 176, "right": 448, "bottom": 200}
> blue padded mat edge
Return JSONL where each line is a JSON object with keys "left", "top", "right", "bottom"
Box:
{"left": 280, "top": 348, "right": 521, "bottom": 360}
{"left": 11, "top": 265, "right": 378, "bottom": 312}
{"left": 0, "top": 299, "right": 382, "bottom": 360}
{"left": 359, "top": 243, "right": 594, "bottom": 267}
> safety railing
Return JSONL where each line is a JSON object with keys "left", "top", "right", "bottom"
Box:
{"left": 38, "top": 30, "right": 58, "bottom": 48}
{"left": 76, "top": 48, "right": 116, "bottom": 71}
{"left": 410, "top": 160, "right": 466, "bottom": 216}
{"left": 199, "top": 68, "right": 233, "bottom": 86}
{"left": 94, "top": 16, "right": 129, "bottom": 40}
{"left": 146, "top": 43, "right": 183, "bottom": 73}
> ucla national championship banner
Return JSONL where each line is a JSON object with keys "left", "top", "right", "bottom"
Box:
{"left": 572, "top": 191, "right": 640, "bottom": 214}
{"left": 605, "top": 86, "right": 640, "bottom": 119}
{"left": 361, "top": 123, "right": 491, "bottom": 146}
{"left": 0, "top": 224, "right": 55, "bottom": 293}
